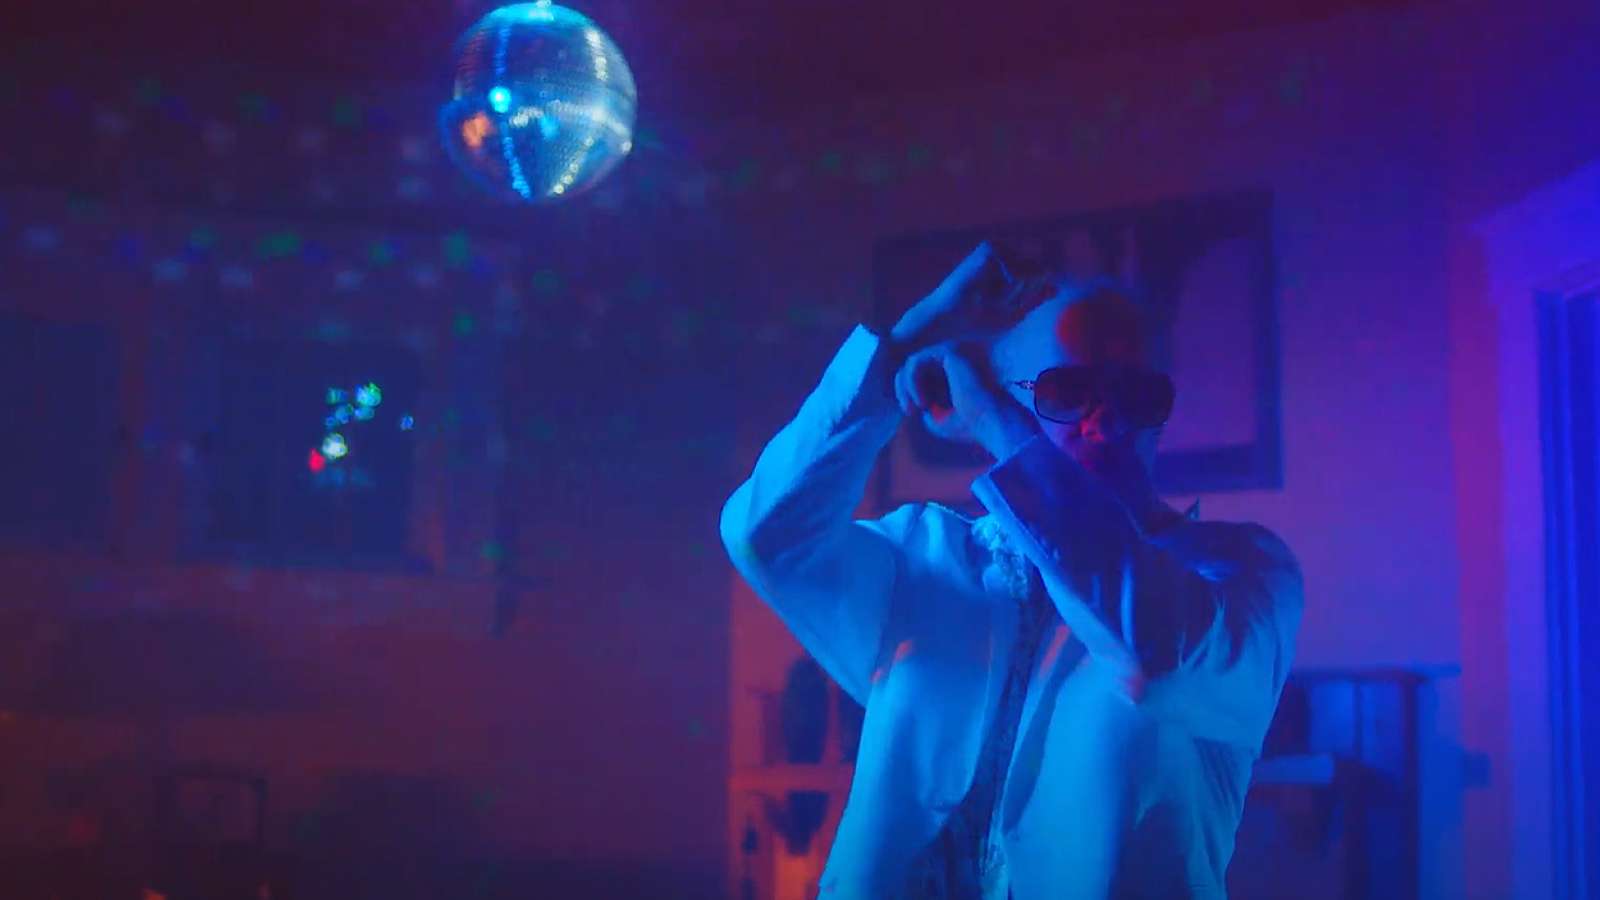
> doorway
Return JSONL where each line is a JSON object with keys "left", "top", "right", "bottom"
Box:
{"left": 1539, "top": 274, "right": 1600, "bottom": 900}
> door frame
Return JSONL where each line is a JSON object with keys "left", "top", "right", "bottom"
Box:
{"left": 1474, "top": 159, "right": 1600, "bottom": 900}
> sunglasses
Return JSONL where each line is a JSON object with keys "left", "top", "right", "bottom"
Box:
{"left": 1012, "top": 365, "right": 1175, "bottom": 428}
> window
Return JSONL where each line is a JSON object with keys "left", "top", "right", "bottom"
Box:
{"left": 194, "top": 335, "right": 423, "bottom": 569}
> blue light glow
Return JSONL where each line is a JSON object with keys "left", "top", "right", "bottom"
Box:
{"left": 399, "top": 415, "right": 415, "bottom": 431}
{"left": 492, "top": 26, "right": 532, "bottom": 199}
{"left": 355, "top": 382, "right": 383, "bottom": 408}
{"left": 321, "top": 433, "right": 349, "bottom": 460}
{"left": 439, "top": 1, "right": 636, "bottom": 204}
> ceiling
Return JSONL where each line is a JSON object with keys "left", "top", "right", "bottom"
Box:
{"left": 9, "top": 0, "right": 1409, "bottom": 118}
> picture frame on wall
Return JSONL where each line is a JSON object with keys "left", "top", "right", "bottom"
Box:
{"left": 872, "top": 189, "right": 1282, "bottom": 512}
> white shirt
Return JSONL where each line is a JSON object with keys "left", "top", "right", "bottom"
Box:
{"left": 721, "top": 327, "right": 1303, "bottom": 899}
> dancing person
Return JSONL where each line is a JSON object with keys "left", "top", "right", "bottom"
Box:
{"left": 721, "top": 244, "right": 1302, "bottom": 899}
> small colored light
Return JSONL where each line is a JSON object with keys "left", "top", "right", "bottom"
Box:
{"left": 332, "top": 97, "right": 362, "bottom": 128}
{"left": 488, "top": 86, "right": 512, "bottom": 114}
{"left": 460, "top": 112, "right": 491, "bottom": 150}
{"left": 353, "top": 405, "right": 374, "bottom": 421}
{"left": 308, "top": 448, "right": 326, "bottom": 472}
{"left": 152, "top": 259, "right": 188, "bottom": 283}
{"left": 399, "top": 415, "right": 415, "bottom": 431}
{"left": 442, "top": 232, "right": 471, "bottom": 266}
{"left": 333, "top": 406, "right": 352, "bottom": 424}
{"left": 255, "top": 231, "right": 302, "bottom": 260}
{"left": 355, "top": 382, "right": 382, "bottom": 408}
{"left": 326, "top": 388, "right": 347, "bottom": 405}
{"left": 322, "top": 433, "right": 348, "bottom": 460}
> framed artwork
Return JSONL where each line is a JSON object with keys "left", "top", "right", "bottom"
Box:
{"left": 872, "top": 189, "right": 1282, "bottom": 510}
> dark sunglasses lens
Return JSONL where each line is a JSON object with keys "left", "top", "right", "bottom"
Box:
{"left": 1034, "top": 367, "right": 1096, "bottom": 422}
{"left": 1110, "top": 372, "right": 1175, "bottom": 427}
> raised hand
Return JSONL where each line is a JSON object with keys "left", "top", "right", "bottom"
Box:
{"left": 893, "top": 341, "right": 1039, "bottom": 459}
{"left": 887, "top": 242, "right": 1020, "bottom": 359}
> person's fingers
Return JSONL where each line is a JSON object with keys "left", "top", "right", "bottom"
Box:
{"left": 895, "top": 346, "right": 941, "bottom": 413}
{"left": 940, "top": 346, "right": 980, "bottom": 395}
{"left": 939, "top": 344, "right": 995, "bottom": 416}
{"left": 893, "top": 345, "right": 970, "bottom": 443}
{"left": 941, "top": 344, "right": 1040, "bottom": 457}
{"left": 892, "top": 357, "right": 918, "bottom": 417}
{"left": 911, "top": 357, "right": 952, "bottom": 415}
{"left": 926, "top": 242, "right": 1010, "bottom": 310}
{"left": 934, "top": 242, "right": 993, "bottom": 295}
{"left": 922, "top": 409, "right": 955, "bottom": 434}
{"left": 921, "top": 403, "right": 971, "bottom": 440}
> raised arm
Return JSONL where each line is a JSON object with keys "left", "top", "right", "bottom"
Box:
{"left": 972, "top": 436, "right": 1303, "bottom": 746}
{"left": 720, "top": 326, "right": 915, "bottom": 705}
{"left": 723, "top": 244, "right": 1024, "bottom": 704}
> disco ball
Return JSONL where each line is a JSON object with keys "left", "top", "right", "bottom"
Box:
{"left": 440, "top": 2, "right": 637, "bottom": 203}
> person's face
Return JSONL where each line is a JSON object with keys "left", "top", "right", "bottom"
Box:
{"left": 988, "top": 291, "right": 1160, "bottom": 480}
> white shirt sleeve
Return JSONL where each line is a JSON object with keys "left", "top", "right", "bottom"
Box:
{"left": 972, "top": 435, "right": 1303, "bottom": 747}
{"left": 720, "top": 325, "right": 919, "bottom": 705}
